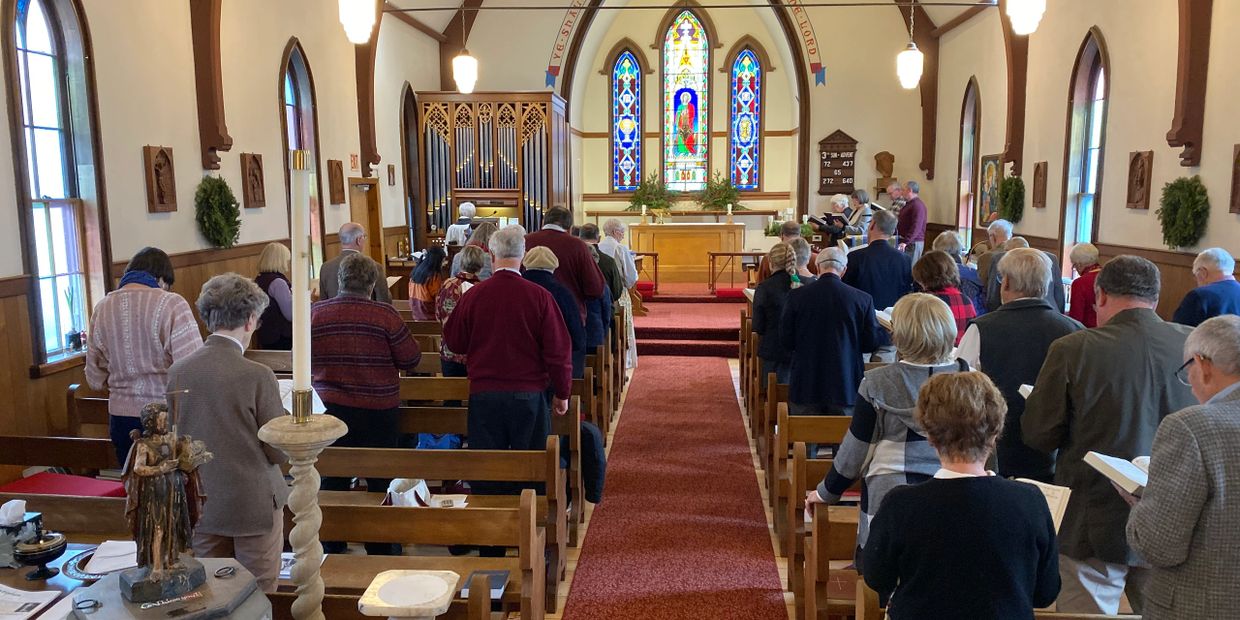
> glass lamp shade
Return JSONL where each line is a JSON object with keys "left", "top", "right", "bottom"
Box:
{"left": 339, "top": 0, "right": 376, "bottom": 45}
{"left": 1006, "top": 0, "right": 1046, "bottom": 36}
{"left": 896, "top": 42, "right": 924, "bottom": 90}
{"left": 453, "top": 51, "right": 478, "bottom": 94}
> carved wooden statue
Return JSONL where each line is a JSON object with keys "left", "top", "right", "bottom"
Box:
{"left": 875, "top": 151, "right": 895, "bottom": 179}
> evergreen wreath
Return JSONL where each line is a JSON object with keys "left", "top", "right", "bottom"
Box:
{"left": 194, "top": 175, "right": 241, "bottom": 248}
{"left": 1156, "top": 175, "right": 1210, "bottom": 249}
{"left": 998, "top": 176, "right": 1025, "bottom": 224}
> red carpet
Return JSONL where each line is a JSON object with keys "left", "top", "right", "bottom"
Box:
{"left": 561, "top": 357, "right": 785, "bottom": 620}
{"left": 635, "top": 303, "right": 742, "bottom": 358}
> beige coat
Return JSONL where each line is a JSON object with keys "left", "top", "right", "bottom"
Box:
{"left": 318, "top": 249, "right": 392, "bottom": 303}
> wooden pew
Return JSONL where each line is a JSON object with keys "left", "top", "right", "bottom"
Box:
{"left": 405, "top": 320, "right": 443, "bottom": 336}
{"left": 763, "top": 375, "right": 788, "bottom": 510}
{"left": 781, "top": 417, "right": 852, "bottom": 600}
{"left": 793, "top": 441, "right": 858, "bottom": 620}
{"left": 67, "top": 384, "right": 109, "bottom": 438}
{"left": 0, "top": 492, "right": 128, "bottom": 540}
{"left": 270, "top": 573, "right": 492, "bottom": 620}
{"left": 0, "top": 435, "right": 118, "bottom": 471}
{"left": 244, "top": 347, "right": 442, "bottom": 378}
{"left": 803, "top": 492, "right": 861, "bottom": 620}
{"left": 855, "top": 581, "right": 1141, "bottom": 620}
{"left": 243, "top": 349, "right": 294, "bottom": 374}
{"left": 572, "top": 367, "right": 600, "bottom": 437}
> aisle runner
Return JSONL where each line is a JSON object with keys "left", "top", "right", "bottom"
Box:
{"left": 561, "top": 356, "right": 785, "bottom": 620}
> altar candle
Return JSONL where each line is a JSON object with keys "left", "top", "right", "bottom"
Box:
{"left": 802, "top": 214, "right": 809, "bottom": 224}
{"left": 641, "top": 205, "right": 647, "bottom": 216}
{"left": 726, "top": 203, "right": 733, "bottom": 215}
{"left": 290, "top": 150, "right": 312, "bottom": 391}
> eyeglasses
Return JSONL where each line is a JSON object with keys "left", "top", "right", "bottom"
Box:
{"left": 1175, "top": 357, "right": 1196, "bottom": 386}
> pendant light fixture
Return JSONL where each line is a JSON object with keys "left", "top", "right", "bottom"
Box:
{"left": 453, "top": 10, "right": 478, "bottom": 94}
{"left": 896, "top": 1, "right": 924, "bottom": 89}
{"left": 339, "top": 0, "right": 376, "bottom": 45}
{"left": 1006, "top": 0, "right": 1046, "bottom": 36}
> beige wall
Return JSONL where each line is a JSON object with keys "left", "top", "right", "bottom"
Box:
{"left": 375, "top": 19, "right": 441, "bottom": 229}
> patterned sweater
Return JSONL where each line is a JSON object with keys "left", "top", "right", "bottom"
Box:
{"left": 435, "top": 273, "right": 480, "bottom": 364}
{"left": 311, "top": 295, "right": 421, "bottom": 410}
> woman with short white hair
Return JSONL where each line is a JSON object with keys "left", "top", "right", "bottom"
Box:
{"left": 445, "top": 202, "right": 477, "bottom": 246}
{"left": 1067, "top": 242, "right": 1102, "bottom": 327}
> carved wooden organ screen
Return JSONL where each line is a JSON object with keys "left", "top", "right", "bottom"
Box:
{"left": 415, "top": 92, "right": 569, "bottom": 246}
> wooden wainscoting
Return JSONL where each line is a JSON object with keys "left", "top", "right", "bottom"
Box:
{"left": 0, "top": 275, "right": 86, "bottom": 437}
{"left": 1094, "top": 243, "right": 1196, "bottom": 320}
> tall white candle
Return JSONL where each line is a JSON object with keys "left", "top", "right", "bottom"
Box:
{"left": 802, "top": 214, "right": 809, "bottom": 224}
{"left": 290, "top": 150, "right": 312, "bottom": 391}
{"left": 641, "top": 205, "right": 647, "bottom": 216}
{"left": 726, "top": 203, "right": 733, "bottom": 215}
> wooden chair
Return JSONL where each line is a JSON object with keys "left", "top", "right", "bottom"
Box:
{"left": 855, "top": 581, "right": 1141, "bottom": 620}
{"left": 66, "top": 384, "right": 109, "bottom": 438}
{"left": 270, "top": 573, "right": 492, "bottom": 620}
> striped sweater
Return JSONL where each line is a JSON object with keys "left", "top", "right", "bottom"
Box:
{"left": 311, "top": 295, "right": 421, "bottom": 410}
{"left": 85, "top": 287, "right": 204, "bottom": 418}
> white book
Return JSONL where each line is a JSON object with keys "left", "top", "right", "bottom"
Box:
{"left": 0, "top": 584, "right": 58, "bottom": 619}
{"left": 1084, "top": 451, "right": 1149, "bottom": 496}
{"left": 1018, "top": 384, "right": 1034, "bottom": 399}
{"left": 1015, "top": 478, "right": 1072, "bottom": 533}
{"left": 875, "top": 307, "right": 894, "bottom": 331}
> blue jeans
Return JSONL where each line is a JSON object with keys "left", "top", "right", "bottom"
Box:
{"left": 109, "top": 415, "right": 143, "bottom": 465}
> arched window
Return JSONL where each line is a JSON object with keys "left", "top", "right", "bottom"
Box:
{"left": 399, "top": 85, "right": 422, "bottom": 248}
{"left": 6, "top": 0, "right": 109, "bottom": 367}
{"left": 662, "top": 9, "right": 709, "bottom": 192}
{"left": 729, "top": 48, "right": 761, "bottom": 191}
{"left": 611, "top": 50, "right": 643, "bottom": 192}
{"left": 279, "top": 41, "right": 325, "bottom": 269}
{"left": 956, "top": 78, "right": 981, "bottom": 247}
{"left": 1060, "top": 30, "right": 1108, "bottom": 273}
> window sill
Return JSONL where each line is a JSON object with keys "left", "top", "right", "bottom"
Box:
{"left": 31, "top": 353, "right": 86, "bottom": 378}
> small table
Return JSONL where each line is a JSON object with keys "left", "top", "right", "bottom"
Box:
{"left": 633, "top": 253, "right": 660, "bottom": 293}
{"left": 0, "top": 543, "right": 92, "bottom": 617}
{"left": 708, "top": 252, "right": 766, "bottom": 293}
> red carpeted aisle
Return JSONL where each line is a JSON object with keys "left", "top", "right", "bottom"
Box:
{"left": 560, "top": 356, "right": 786, "bottom": 620}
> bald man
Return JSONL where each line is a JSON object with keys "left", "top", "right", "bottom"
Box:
{"left": 319, "top": 222, "right": 392, "bottom": 303}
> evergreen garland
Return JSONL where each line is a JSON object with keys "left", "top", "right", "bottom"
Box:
{"left": 1156, "top": 175, "right": 1210, "bottom": 249}
{"left": 194, "top": 176, "right": 241, "bottom": 248}
{"left": 695, "top": 171, "right": 745, "bottom": 211}
{"left": 626, "top": 173, "right": 673, "bottom": 212}
{"left": 998, "top": 176, "right": 1025, "bottom": 224}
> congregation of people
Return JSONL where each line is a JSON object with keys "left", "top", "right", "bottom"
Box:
{"left": 751, "top": 182, "right": 1240, "bottom": 618}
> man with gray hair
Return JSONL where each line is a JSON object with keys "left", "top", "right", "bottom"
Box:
{"left": 168, "top": 273, "right": 290, "bottom": 589}
{"left": 1024, "top": 255, "right": 1196, "bottom": 614}
{"left": 1126, "top": 315, "right": 1240, "bottom": 620}
{"left": 598, "top": 217, "right": 639, "bottom": 368}
{"left": 1173, "top": 247, "right": 1240, "bottom": 327}
{"left": 896, "top": 180, "right": 927, "bottom": 262}
{"left": 318, "top": 222, "right": 391, "bottom": 303}
{"left": 977, "top": 218, "right": 1014, "bottom": 288}
{"left": 957, "top": 248, "right": 1083, "bottom": 481}
{"left": 981, "top": 230, "right": 1066, "bottom": 313}
{"left": 445, "top": 201, "right": 477, "bottom": 246}
{"left": 757, "top": 220, "right": 818, "bottom": 281}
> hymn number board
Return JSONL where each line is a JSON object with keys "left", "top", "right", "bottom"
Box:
{"left": 818, "top": 130, "right": 858, "bottom": 195}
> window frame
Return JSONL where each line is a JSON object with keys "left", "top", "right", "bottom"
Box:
{"left": 657, "top": 3, "right": 717, "bottom": 194}
{"left": 956, "top": 77, "right": 981, "bottom": 247}
{"left": 1058, "top": 29, "right": 1110, "bottom": 275}
{"left": 278, "top": 38, "right": 327, "bottom": 272}
{"left": 724, "top": 38, "right": 767, "bottom": 193}
{"left": 607, "top": 42, "right": 646, "bottom": 193}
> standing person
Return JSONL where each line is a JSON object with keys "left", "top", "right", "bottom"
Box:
{"left": 757, "top": 220, "right": 818, "bottom": 281}
{"left": 932, "top": 230, "right": 985, "bottom": 314}
{"left": 983, "top": 236, "right": 1066, "bottom": 313}
{"left": 313, "top": 253, "right": 421, "bottom": 555}
{"left": 1023, "top": 255, "right": 1196, "bottom": 614}
{"left": 408, "top": 246, "right": 447, "bottom": 320}
{"left": 787, "top": 238, "right": 818, "bottom": 283}
{"left": 780, "top": 248, "right": 881, "bottom": 416}
{"left": 885, "top": 182, "right": 906, "bottom": 211}
{"left": 525, "top": 207, "right": 604, "bottom": 321}
{"left": 1067, "top": 243, "right": 1102, "bottom": 328}
{"left": 1173, "top": 247, "right": 1240, "bottom": 327}
{"left": 957, "top": 249, "right": 1084, "bottom": 482}
{"left": 253, "top": 242, "right": 293, "bottom": 350}
{"left": 445, "top": 202, "right": 476, "bottom": 247}
{"left": 599, "top": 218, "right": 638, "bottom": 369}
{"left": 319, "top": 222, "right": 392, "bottom": 303}
{"left": 843, "top": 210, "right": 912, "bottom": 363}
{"left": 1125, "top": 315, "right": 1240, "bottom": 620}
{"left": 450, "top": 221, "right": 496, "bottom": 280}
{"left": 896, "top": 181, "right": 928, "bottom": 263}
{"left": 912, "top": 251, "right": 976, "bottom": 344}
{"left": 863, "top": 372, "right": 1060, "bottom": 618}
{"left": 522, "top": 246, "right": 586, "bottom": 379}
{"left": 169, "top": 274, "right": 289, "bottom": 593}
{"left": 751, "top": 243, "right": 803, "bottom": 385}
{"left": 435, "top": 245, "right": 485, "bottom": 378}
{"left": 847, "top": 189, "right": 878, "bottom": 244}
{"left": 86, "top": 247, "right": 203, "bottom": 464}
{"left": 443, "top": 225, "right": 573, "bottom": 494}
{"left": 976, "top": 219, "right": 1013, "bottom": 290}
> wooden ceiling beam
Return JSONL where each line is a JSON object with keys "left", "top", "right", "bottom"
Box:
{"left": 382, "top": 1, "right": 448, "bottom": 43}
{"left": 998, "top": 0, "right": 1027, "bottom": 177}
{"left": 930, "top": 2, "right": 990, "bottom": 39}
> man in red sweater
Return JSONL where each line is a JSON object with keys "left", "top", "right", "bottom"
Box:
{"left": 525, "top": 207, "right": 604, "bottom": 320}
{"left": 444, "top": 225, "right": 573, "bottom": 489}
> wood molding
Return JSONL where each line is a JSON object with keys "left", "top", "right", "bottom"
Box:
{"left": 356, "top": 0, "right": 381, "bottom": 179}
{"left": 1093, "top": 242, "right": 1197, "bottom": 268}
{"left": 438, "top": 0, "right": 484, "bottom": 91}
{"left": 382, "top": 1, "right": 447, "bottom": 42}
{"left": 998, "top": 0, "right": 1028, "bottom": 177}
{"left": 582, "top": 191, "right": 790, "bottom": 202}
{"left": 574, "top": 128, "right": 799, "bottom": 140}
{"left": 1166, "top": 0, "right": 1213, "bottom": 167}
{"left": 111, "top": 239, "right": 283, "bottom": 274}
{"left": 930, "top": 3, "right": 988, "bottom": 39}
{"left": 189, "top": 0, "right": 232, "bottom": 170}
{"left": 897, "top": 1, "right": 939, "bottom": 179}
{"left": 0, "top": 275, "right": 30, "bottom": 299}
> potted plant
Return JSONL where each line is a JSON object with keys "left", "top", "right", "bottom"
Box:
{"left": 626, "top": 173, "right": 673, "bottom": 212}
{"left": 1156, "top": 175, "right": 1210, "bottom": 250}
{"left": 194, "top": 175, "right": 242, "bottom": 248}
{"left": 998, "top": 176, "right": 1025, "bottom": 224}
{"left": 63, "top": 288, "right": 84, "bottom": 352}
{"left": 695, "top": 171, "right": 744, "bottom": 211}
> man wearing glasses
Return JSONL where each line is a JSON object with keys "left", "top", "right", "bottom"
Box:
{"left": 1023, "top": 255, "right": 1195, "bottom": 616}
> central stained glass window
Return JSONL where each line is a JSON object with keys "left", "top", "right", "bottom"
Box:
{"left": 663, "top": 10, "right": 709, "bottom": 192}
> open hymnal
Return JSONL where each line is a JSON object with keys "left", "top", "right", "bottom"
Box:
{"left": 459, "top": 570, "right": 509, "bottom": 600}
{"left": 875, "top": 307, "right": 894, "bottom": 331}
{"left": 277, "top": 380, "right": 327, "bottom": 415}
{"left": 1084, "top": 451, "right": 1150, "bottom": 496}
{"left": 1015, "top": 479, "right": 1071, "bottom": 532}
{"left": 0, "top": 584, "right": 58, "bottom": 619}
{"left": 1018, "top": 384, "right": 1034, "bottom": 399}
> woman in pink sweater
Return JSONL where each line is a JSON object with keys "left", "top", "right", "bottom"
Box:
{"left": 86, "top": 247, "right": 203, "bottom": 464}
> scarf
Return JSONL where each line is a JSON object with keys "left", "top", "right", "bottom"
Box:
{"left": 119, "top": 270, "right": 161, "bottom": 289}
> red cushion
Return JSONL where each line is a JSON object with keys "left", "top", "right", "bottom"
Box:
{"left": 635, "top": 281, "right": 655, "bottom": 292}
{"left": 0, "top": 472, "right": 125, "bottom": 497}
{"left": 715, "top": 288, "right": 746, "bottom": 299}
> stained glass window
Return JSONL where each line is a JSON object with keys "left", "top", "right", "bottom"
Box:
{"left": 663, "top": 10, "right": 708, "bottom": 192}
{"left": 611, "top": 51, "right": 641, "bottom": 191}
{"left": 729, "top": 49, "right": 761, "bottom": 190}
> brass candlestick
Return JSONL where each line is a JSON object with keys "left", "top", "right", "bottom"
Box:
{"left": 291, "top": 389, "right": 313, "bottom": 424}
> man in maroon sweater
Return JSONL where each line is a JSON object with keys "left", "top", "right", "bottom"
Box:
{"left": 897, "top": 180, "right": 928, "bottom": 264}
{"left": 525, "top": 207, "right": 604, "bottom": 320}
{"left": 444, "top": 225, "right": 573, "bottom": 491}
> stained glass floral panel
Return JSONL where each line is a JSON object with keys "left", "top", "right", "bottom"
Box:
{"left": 612, "top": 51, "right": 641, "bottom": 191}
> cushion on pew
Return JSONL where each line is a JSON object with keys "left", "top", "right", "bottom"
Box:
{"left": 0, "top": 472, "right": 125, "bottom": 497}
{"left": 714, "top": 287, "right": 746, "bottom": 299}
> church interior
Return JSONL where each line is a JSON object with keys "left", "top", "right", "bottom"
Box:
{"left": 0, "top": 0, "right": 1238, "bottom": 618}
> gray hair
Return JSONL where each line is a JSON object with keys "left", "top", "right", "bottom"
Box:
{"left": 1004, "top": 236, "right": 1030, "bottom": 250}
{"left": 788, "top": 237, "right": 812, "bottom": 268}
{"left": 932, "top": 230, "right": 964, "bottom": 257}
{"left": 338, "top": 252, "right": 381, "bottom": 296}
{"left": 891, "top": 293, "right": 956, "bottom": 364}
{"left": 872, "top": 209, "right": 898, "bottom": 236}
{"left": 602, "top": 218, "right": 626, "bottom": 236}
{"left": 1069, "top": 243, "right": 1100, "bottom": 268}
{"left": 779, "top": 220, "right": 802, "bottom": 239}
{"left": 829, "top": 194, "right": 850, "bottom": 210}
{"left": 1096, "top": 255, "right": 1161, "bottom": 303}
{"left": 490, "top": 224, "right": 527, "bottom": 260}
{"left": 997, "top": 248, "right": 1051, "bottom": 299}
{"left": 456, "top": 245, "right": 486, "bottom": 274}
{"left": 458, "top": 202, "right": 477, "bottom": 218}
{"left": 1185, "top": 315, "right": 1240, "bottom": 376}
{"left": 905, "top": 180, "right": 920, "bottom": 194}
{"left": 852, "top": 189, "right": 870, "bottom": 204}
{"left": 987, "top": 219, "right": 1013, "bottom": 240}
{"left": 1194, "top": 247, "right": 1235, "bottom": 275}
{"left": 197, "top": 273, "right": 269, "bottom": 332}
{"left": 816, "top": 246, "right": 848, "bottom": 273}
{"left": 339, "top": 222, "right": 366, "bottom": 246}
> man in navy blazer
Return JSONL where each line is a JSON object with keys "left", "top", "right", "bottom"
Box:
{"left": 1174, "top": 248, "right": 1240, "bottom": 327}
{"left": 842, "top": 210, "right": 913, "bottom": 311}
{"left": 781, "top": 247, "right": 882, "bottom": 415}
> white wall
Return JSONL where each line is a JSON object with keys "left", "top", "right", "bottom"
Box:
{"left": 0, "top": 14, "right": 24, "bottom": 277}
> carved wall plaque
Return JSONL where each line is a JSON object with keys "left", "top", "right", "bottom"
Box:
{"left": 1126, "top": 151, "right": 1154, "bottom": 210}
{"left": 328, "top": 159, "right": 346, "bottom": 205}
{"left": 1032, "top": 161, "right": 1048, "bottom": 209}
{"left": 240, "top": 153, "right": 265, "bottom": 209}
{"left": 1231, "top": 144, "right": 1240, "bottom": 214}
{"left": 143, "top": 146, "right": 177, "bottom": 213}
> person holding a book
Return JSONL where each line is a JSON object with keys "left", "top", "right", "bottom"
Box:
{"left": 1123, "top": 315, "right": 1240, "bottom": 620}
{"left": 862, "top": 372, "right": 1060, "bottom": 618}
{"left": 1023, "top": 255, "right": 1196, "bottom": 615}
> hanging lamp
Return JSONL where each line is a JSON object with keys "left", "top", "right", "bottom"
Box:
{"left": 1006, "top": 0, "right": 1046, "bottom": 36}
{"left": 338, "top": 0, "right": 376, "bottom": 45}
{"left": 896, "top": 1, "right": 924, "bottom": 89}
{"left": 453, "top": 11, "right": 478, "bottom": 94}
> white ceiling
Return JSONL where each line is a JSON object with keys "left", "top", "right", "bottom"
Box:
{"left": 386, "top": 0, "right": 463, "bottom": 35}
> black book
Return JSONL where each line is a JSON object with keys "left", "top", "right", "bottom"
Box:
{"left": 458, "top": 570, "right": 510, "bottom": 600}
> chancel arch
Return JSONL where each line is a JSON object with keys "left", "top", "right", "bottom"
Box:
{"left": 1058, "top": 27, "right": 1109, "bottom": 276}
{"left": 278, "top": 38, "right": 326, "bottom": 270}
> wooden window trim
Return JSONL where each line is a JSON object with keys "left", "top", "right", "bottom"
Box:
{"left": 1056, "top": 28, "right": 1110, "bottom": 268}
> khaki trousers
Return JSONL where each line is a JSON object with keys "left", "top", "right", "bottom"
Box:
{"left": 192, "top": 503, "right": 284, "bottom": 593}
{"left": 1057, "top": 554, "right": 1149, "bottom": 615}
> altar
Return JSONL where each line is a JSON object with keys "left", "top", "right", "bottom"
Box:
{"left": 629, "top": 222, "right": 745, "bottom": 284}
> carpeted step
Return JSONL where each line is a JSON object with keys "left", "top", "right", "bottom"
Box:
{"left": 637, "top": 338, "right": 739, "bottom": 358}
{"left": 634, "top": 326, "right": 740, "bottom": 341}
{"left": 651, "top": 294, "right": 745, "bottom": 304}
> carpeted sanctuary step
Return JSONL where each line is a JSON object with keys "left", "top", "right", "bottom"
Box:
{"left": 636, "top": 338, "right": 739, "bottom": 358}
{"left": 633, "top": 326, "right": 739, "bottom": 341}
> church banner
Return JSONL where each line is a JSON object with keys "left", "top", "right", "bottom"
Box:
{"left": 783, "top": 0, "right": 826, "bottom": 86}
{"left": 545, "top": 0, "right": 591, "bottom": 87}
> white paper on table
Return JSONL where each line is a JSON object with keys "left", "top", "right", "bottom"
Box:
{"left": 277, "top": 380, "right": 327, "bottom": 415}
{"left": 0, "top": 584, "right": 58, "bottom": 619}
{"left": 83, "top": 540, "right": 137, "bottom": 574}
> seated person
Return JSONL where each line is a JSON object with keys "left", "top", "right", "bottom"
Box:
{"left": 863, "top": 372, "right": 1060, "bottom": 619}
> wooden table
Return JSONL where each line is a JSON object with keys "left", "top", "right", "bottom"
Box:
{"left": 0, "top": 543, "right": 93, "bottom": 617}
{"left": 708, "top": 252, "right": 765, "bottom": 293}
{"left": 630, "top": 222, "right": 744, "bottom": 284}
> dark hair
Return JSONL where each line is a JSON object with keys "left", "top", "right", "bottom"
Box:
{"left": 579, "top": 223, "right": 602, "bottom": 241}
{"left": 543, "top": 207, "right": 574, "bottom": 229}
{"left": 138, "top": 403, "right": 169, "bottom": 437}
{"left": 125, "top": 247, "right": 175, "bottom": 285}
{"left": 1096, "top": 255, "right": 1161, "bottom": 302}
{"left": 913, "top": 251, "right": 961, "bottom": 291}
{"left": 410, "top": 246, "right": 447, "bottom": 285}
{"left": 871, "top": 210, "right": 898, "bottom": 236}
